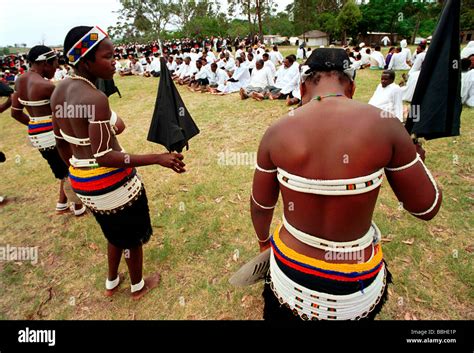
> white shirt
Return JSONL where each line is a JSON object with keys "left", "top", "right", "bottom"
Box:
{"left": 269, "top": 51, "right": 284, "bottom": 66}
{"left": 409, "top": 51, "right": 426, "bottom": 75}
{"left": 371, "top": 51, "right": 385, "bottom": 68}
{"left": 131, "top": 62, "right": 144, "bottom": 74}
{"left": 275, "top": 64, "right": 300, "bottom": 95}
{"left": 208, "top": 68, "right": 228, "bottom": 86}
{"left": 224, "top": 57, "right": 235, "bottom": 71}
{"left": 264, "top": 60, "right": 276, "bottom": 77}
{"left": 461, "top": 70, "right": 474, "bottom": 107}
{"left": 296, "top": 48, "right": 305, "bottom": 60}
{"left": 167, "top": 61, "right": 177, "bottom": 72}
{"left": 369, "top": 83, "right": 404, "bottom": 122}
{"left": 195, "top": 66, "right": 210, "bottom": 80}
{"left": 388, "top": 52, "right": 410, "bottom": 70}
{"left": 249, "top": 67, "right": 274, "bottom": 88}
{"left": 150, "top": 58, "right": 161, "bottom": 72}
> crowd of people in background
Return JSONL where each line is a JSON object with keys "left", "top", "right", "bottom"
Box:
{"left": 1, "top": 36, "right": 473, "bottom": 110}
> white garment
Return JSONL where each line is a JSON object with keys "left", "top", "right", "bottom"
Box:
{"left": 388, "top": 52, "right": 410, "bottom": 70}
{"left": 248, "top": 67, "right": 274, "bottom": 89}
{"left": 217, "top": 66, "right": 250, "bottom": 93}
{"left": 381, "top": 36, "right": 390, "bottom": 46}
{"left": 195, "top": 66, "right": 210, "bottom": 80}
{"left": 264, "top": 60, "right": 276, "bottom": 77}
{"left": 150, "top": 58, "right": 161, "bottom": 73}
{"left": 54, "top": 68, "right": 68, "bottom": 81}
{"left": 167, "top": 61, "right": 177, "bottom": 72}
{"left": 461, "top": 41, "right": 474, "bottom": 59}
{"left": 224, "top": 58, "right": 236, "bottom": 71}
{"left": 269, "top": 50, "right": 284, "bottom": 66}
{"left": 401, "top": 70, "right": 420, "bottom": 102}
{"left": 131, "top": 62, "right": 144, "bottom": 75}
{"left": 461, "top": 70, "right": 474, "bottom": 107}
{"left": 275, "top": 64, "right": 300, "bottom": 95}
{"left": 370, "top": 51, "right": 385, "bottom": 68}
{"left": 409, "top": 51, "right": 426, "bottom": 75}
{"left": 296, "top": 48, "right": 305, "bottom": 60}
{"left": 400, "top": 40, "right": 412, "bottom": 64}
{"left": 208, "top": 68, "right": 228, "bottom": 86}
{"left": 369, "top": 83, "right": 404, "bottom": 122}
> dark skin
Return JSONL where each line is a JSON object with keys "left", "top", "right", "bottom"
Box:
{"left": 10, "top": 57, "right": 83, "bottom": 209}
{"left": 51, "top": 38, "right": 186, "bottom": 299}
{"left": 381, "top": 73, "right": 394, "bottom": 88}
{"left": 251, "top": 72, "right": 442, "bottom": 261}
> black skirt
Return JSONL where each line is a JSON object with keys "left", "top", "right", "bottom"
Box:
{"left": 39, "top": 147, "right": 69, "bottom": 180}
{"left": 262, "top": 262, "right": 393, "bottom": 321}
{"left": 92, "top": 187, "right": 153, "bottom": 249}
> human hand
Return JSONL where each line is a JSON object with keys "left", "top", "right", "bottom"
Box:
{"left": 156, "top": 153, "right": 186, "bottom": 173}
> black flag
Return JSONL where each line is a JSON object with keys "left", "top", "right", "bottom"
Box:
{"left": 405, "top": 0, "right": 461, "bottom": 140}
{"left": 96, "top": 78, "right": 121, "bottom": 98}
{"left": 147, "top": 58, "right": 199, "bottom": 152}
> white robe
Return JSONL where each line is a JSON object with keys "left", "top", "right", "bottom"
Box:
{"left": 264, "top": 60, "right": 276, "bottom": 78}
{"left": 401, "top": 70, "right": 420, "bottom": 102}
{"left": 370, "top": 51, "right": 385, "bottom": 68}
{"left": 388, "top": 52, "right": 410, "bottom": 70}
{"left": 409, "top": 51, "right": 426, "bottom": 75}
{"left": 269, "top": 51, "right": 284, "bottom": 66}
{"left": 217, "top": 66, "right": 250, "bottom": 93}
{"left": 368, "top": 83, "right": 404, "bottom": 122}
{"left": 461, "top": 41, "right": 474, "bottom": 59}
{"left": 461, "top": 70, "right": 474, "bottom": 107}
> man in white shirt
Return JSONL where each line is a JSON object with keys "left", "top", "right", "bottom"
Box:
{"left": 207, "top": 63, "right": 228, "bottom": 92}
{"left": 369, "top": 70, "right": 404, "bottom": 122}
{"left": 240, "top": 59, "right": 274, "bottom": 101}
{"left": 267, "top": 55, "right": 300, "bottom": 101}
{"left": 409, "top": 43, "right": 426, "bottom": 75}
{"left": 262, "top": 52, "right": 276, "bottom": 78}
{"left": 370, "top": 46, "right": 385, "bottom": 69}
{"left": 269, "top": 45, "right": 284, "bottom": 66}
{"left": 149, "top": 54, "right": 161, "bottom": 77}
{"left": 400, "top": 39, "right": 412, "bottom": 66}
{"left": 388, "top": 47, "right": 411, "bottom": 70}
{"left": 166, "top": 55, "right": 177, "bottom": 74}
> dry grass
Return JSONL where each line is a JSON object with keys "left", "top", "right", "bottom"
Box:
{"left": 0, "top": 47, "right": 472, "bottom": 320}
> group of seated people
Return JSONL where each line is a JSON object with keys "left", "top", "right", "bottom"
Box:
{"left": 164, "top": 44, "right": 302, "bottom": 105}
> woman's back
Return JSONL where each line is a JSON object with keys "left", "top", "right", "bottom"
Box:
{"left": 270, "top": 97, "right": 393, "bottom": 242}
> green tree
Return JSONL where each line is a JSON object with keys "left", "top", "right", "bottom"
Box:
{"left": 109, "top": 0, "right": 178, "bottom": 42}
{"left": 337, "top": 0, "right": 361, "bottom": 45}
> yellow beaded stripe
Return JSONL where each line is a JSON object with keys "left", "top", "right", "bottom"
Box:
{"left": 272, "top": 224, "right": 384, "bottom": 274}
{"left": 69, "top": 165, "right": 121, "bottom": 178}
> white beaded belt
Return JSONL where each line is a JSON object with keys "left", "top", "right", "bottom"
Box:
{"left": 269, "top": 250, "right": 386, "bottom": 320}
{"left": 75, "top": 174, "right": 143, "bottom": 212}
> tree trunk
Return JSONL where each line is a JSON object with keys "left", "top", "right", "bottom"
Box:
{"left": 247, "top": 0, "right": 252, "bottom": 37}
{"left": 412, "top": 15, "right": 420, "bottom": 45}
{"left": 256, "top": 0, "right": 263, "bottom": 39}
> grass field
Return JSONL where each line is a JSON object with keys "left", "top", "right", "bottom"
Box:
{"left": 0, "top": 47, "right": 472, "bottom": 320}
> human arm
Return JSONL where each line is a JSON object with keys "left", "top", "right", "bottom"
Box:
{"left": 250, "top": 127, "right": 280, "bottom": 252}
{"left": 384, "top": 117, "right": 442, "bottom": 221}
{"left": 10, "top": 92, "right": 29, "bottom": 126}
{"left": 88, "top": 93, "right": 185, "bottom": 173}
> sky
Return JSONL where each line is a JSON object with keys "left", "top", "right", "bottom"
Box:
{"left": 1, "top": 0, "right": 293, "bottom": 48}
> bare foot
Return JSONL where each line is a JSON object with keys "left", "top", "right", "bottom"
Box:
{"left": 131, "top": 272, "right": 161, "bottom": 301}
{"left": 240, "top": 88, "right": 248, "bottom": 100}
{"left": 104, "top": 274, "right": 124, "bottom": 297}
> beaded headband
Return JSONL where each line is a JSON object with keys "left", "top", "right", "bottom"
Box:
{"left": 67, "top": 26, "right": 108, "bottom": 66}
{"left": 35, "top": 50, "right": 57, "bottom": 62}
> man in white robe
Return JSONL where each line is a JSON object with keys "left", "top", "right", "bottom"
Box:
{"left": 388, "top": 47, "right": 410, "bottom": 70}
{"left": 369, "top": 70, "right": 404, "bottom": 122}
{"left": 240, "top": 59, "right": 274, "bottom": 101}
{"left": 461, "top": 57, "right": 474, "bottom": 107}
{"left": 269, "top": 45, "right": 284, "bottom": 66}
{"left": 370, "top": 46, "right": 385, "bottom": 69}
